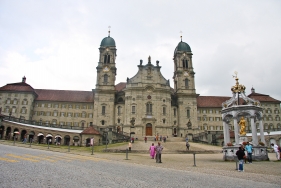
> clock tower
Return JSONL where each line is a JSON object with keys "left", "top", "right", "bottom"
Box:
{"left": 173, "top": 35, "right": 198, "bottom": 133}
{"left": 93, "top": 29, "right": 117, "bottom": 129}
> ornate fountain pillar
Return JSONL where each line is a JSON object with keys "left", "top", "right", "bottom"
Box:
{"left": 233, "top": 118, "right": 239, "bottom": 145}
{"left": 223, "top": 121, "right": 230, "bottom": 145}
{"left": 250, "top": 116, "right": 258, "bottom": 146}
{"left": 259, "top": 119, "right": 266, "bottom": 145}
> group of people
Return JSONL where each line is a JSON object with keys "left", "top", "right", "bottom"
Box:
{"left": 149, "top": 142, "right": 163, "bottom": 163}
{"left": 236, "top": 142, "right": 281, "bottom": 172}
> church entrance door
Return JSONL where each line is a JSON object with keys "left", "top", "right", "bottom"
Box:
{"left": 146, "top": 123, "right": 152, "bottom": 136}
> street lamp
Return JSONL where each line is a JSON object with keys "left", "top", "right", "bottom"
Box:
{"left": 104, "top": 128, "right": 109, "bottom": 149}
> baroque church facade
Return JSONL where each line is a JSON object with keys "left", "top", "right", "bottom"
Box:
{"left": 0, "top": 33, "right": 281, "bottom": 143}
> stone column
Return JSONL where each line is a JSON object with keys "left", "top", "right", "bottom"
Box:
{"left": 250, "top": 116, "right": 258, "bottom": 146}
{"left": 259, "top": 120, "right": 266, "bottom": 145}
{"left": 233, "top": 118, "right": 239, "bottom": 145}
{"left": 223, "top": 121, "right": 230, "bottom": 145}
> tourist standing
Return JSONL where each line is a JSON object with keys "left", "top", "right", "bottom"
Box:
{"left": 245, "top": 142, "right": 253, "bottom": 163}
{"left": 144, "top": 136, "right": 147, "bottom": 143}
{"left": 149, "top": 143, "right": 156, "bottom": 159}
{"left": 271, "top": 143, "right": 280, "bottom": 161}
{"left": 236, "top": 146, "right": 245, "bottom": 172}
{"left": 128, "top": 142, "right": 132, "bottom": 151}
{"left": 155, "top": 142, "right": 163, "bottom": 163}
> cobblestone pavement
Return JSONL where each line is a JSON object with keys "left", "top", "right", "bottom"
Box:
{"left": 1, "top": 141, "right": 280, "bottom": 187}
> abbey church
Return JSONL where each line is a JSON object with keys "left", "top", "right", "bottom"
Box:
{"left": 0, "top": 33, "right": 280, "bottom": 143}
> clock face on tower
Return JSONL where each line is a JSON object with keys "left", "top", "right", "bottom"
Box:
{"left": 184, "top": 71, "right": 189, "bottom": 77}
{"left": 103, "top": 66, "right": 109, "bottom": 72}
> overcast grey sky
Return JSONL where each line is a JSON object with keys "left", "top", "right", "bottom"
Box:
{"left": 0, "top": 0, "right": 280, "bottom": 100}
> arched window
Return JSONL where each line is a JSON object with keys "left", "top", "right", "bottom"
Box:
{"left": 185, "top": 79, "right": 189, "bottom": 87}
{"left": 104, "top": 74, "right": 108, "bottom": 83}
{"left": 118, "top": 98, "right": 123, "bottom": 103}
{"left": 101, "top": 120, "right": 105, "bottom": 125}
{"left": 182, "top": 59, "right": 188, "bottom": 69}
{"left": 104, "top": 54, "right": 110, "bottom": 64}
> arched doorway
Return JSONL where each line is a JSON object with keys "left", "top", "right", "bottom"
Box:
{"left": 28, "top": 131, "right": 35, "bottom": 142}
{"left": 86, "top": 138, "right": 91, "bottom": 147}
{"left": 73, "top": 136, "right": 79, "bottom": 146}
{"left": 0, "top": 125, "right": 4, "bottom": 139}
{"left": 46, "top": 134, "right": 53, "bottom": 144}
{"left": 55, "top": 135, "right": 62, "bottom": 145}
{"left": 64, "top": 135, "right": 70, "bottom": 145}
{"left": 37, "top": 133, "right": 44, "bottom": 144}
{"left": 13, "top": 128, "right": 19, "bottom": 141}
{"left": 146, "top": 123, "right": 152, "bottom": 136}
{"left": 21, "top": 130, "right": 27, "bottom": 142}
{"left": 6, "top": 127, "right": 11, "bottom": 140}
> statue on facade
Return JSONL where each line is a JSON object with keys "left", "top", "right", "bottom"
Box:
{"left": 238, "top": 116, "right": 247, "bottom": 136}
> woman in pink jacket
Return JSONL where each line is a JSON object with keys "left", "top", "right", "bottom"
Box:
{"left": 149, "top": 143, "right": 156, "bottom": 159}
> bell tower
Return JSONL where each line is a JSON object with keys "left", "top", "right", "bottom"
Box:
{"left": 173, "top": 35, "right": 196, "bottom": 95}
{"left": 173, "top": 34, "right": 198, "bottom": 135}
{"left": 96, "top": 27, "right": 117, "bottom": 91}
{"left": 93, "top": 28, "right": 117, "bottom": 130}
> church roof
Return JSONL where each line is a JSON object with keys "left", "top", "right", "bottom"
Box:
{"left": 0, "top": 82, "right": 36, "bottom": 93}
{"left": 100, "top": 36, "right": 116, "bottom": 47}
{"left": 115, "top": 82, "right": 126, "bottom": 92}
{"left": 197, "top": 96, "right": 231, "bottom": 108}
{"left": 81, "top": 126, "right": 101, "bottom": 135}
{"left": 247, "top": 92, "right": 280, "bottom": 103}
{"left": 35, "top": 89, "right": 94, "bottom": 103}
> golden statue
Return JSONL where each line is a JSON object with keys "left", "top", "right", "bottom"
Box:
{"left": 238, "top": 116, "right": 246, "bottom": 136}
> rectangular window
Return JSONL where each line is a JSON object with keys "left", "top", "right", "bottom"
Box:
{"left": 68, "top": 113, "right": 72, "bottom": 117}
{"left": 146, "top": 103, "right": 152, "bottom": 115}
{"left": 48, "top": 104, "right": 51, "bottom": 108}
{"left": 61, "top": 112, "right": 65, "bottom": 117}
{"left": 75, "top": 105, "right": 80, "bottom": 109}
{"left": 209, "top": 110, "right": 213, "bottom": 114}
{"left": 102, "top": 106, "right": 106, "bottom": 115}
{"left": 132, "top": 106, "right": 136, "bottom": 114}
{"left": 54, "top": 104, "right": 59, "bottom": 108}
{"left": 187, "top": 110, "right": 190, "bottom": 118}
{"left": 163, "top": 107, "right": 166, "bottom": 115}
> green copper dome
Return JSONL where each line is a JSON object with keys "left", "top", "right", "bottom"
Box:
{"left": 175, "top": 41, "right": 191, "bottom": 52}
{"left": 100, "top": 36, "right": 116, "bottom": 47}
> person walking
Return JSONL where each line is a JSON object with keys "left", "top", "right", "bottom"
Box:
{"left": 271, "top": 143, "right": 280, "bottom": 161}
{"left": 155, "top": 142, "right": 163, "bottom": 163}
{"left": 186, "top": 142, "right": 190, "bottom": 150}
{"left": 149, "top": 143, "right": 156, "bottom": 159}
{"left": 236, "top": 146, "right": 246, "bottom": 172}
{"left": 245, "top": 142, "right": 253, "bottom": 163}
